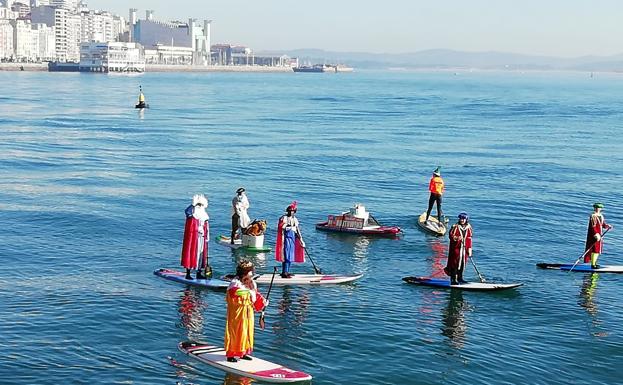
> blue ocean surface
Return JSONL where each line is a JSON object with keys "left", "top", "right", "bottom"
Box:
{"left": 1, "top": 70, "right": 622, "bottom": 384}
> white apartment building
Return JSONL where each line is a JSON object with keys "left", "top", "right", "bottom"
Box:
{"left": 49, "top": 0, "right": 77, "bottom": 11}
{"left": 79, "top": 9, "right": 113, "bottom": 42}
{"left": 32, "top": 22, "right": 55, "bottom": 60}
{"left": 0, "top": 5, "right": 18, "bottom": 19}
{"left": 11, "top": 18, "right": 33, "bottom": 59}
{"left": 0, "top": 19, "right": 13, "bottom": 59}
{"left": 8, "top": 18, "right": 55, "bottom": 60}
{"left": 31, "top": 5, "right": 79, "bottom": 61}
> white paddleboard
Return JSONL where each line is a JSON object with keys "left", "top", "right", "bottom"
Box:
{"left": 417, "top": 212, "right": 447, "bottom": 236}
{"left": 537, "top": 263, "right": 623, "bottom": 273}
{"left": 256, "top": 273, "right": 363, "bottom": 285}
{"left": 154, "top": 268, "right": 229, "bottom": 289}
{"left": 221, "top": 273, "right": 363, "bottom": 285}
{"left": 179, "top": 341, "right": 312, "bottom": 383}
{"left": 403, "top": 276, "right": 522, "bottom": 291}
{"left": 216, "top": 235, "right": 272, "bottom": 252}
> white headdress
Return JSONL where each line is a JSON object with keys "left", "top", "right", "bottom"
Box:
{"left": 192, "top": 194, "right": 208, "bottom": 207}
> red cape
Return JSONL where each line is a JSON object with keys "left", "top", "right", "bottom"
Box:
{"left": 181, "top": 215, "right": 208, "bottom": 269}
{"left": 275, "top": 216, "right": 305, "bottom": 263}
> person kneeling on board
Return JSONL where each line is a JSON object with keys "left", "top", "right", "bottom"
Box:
{"left": 444, "top": 212, "right": 473, "bottom": 285}
{"left": 224, "top": 260, "right": 268, "bottom": 363}
{"left": 425, "top": 166, "right": 445, "bottom": 223}
{"left": 137, "top": 85, "right": 146, "bottom": 108}
{"left": 585, "top": 203, "right": 613, "bottom": 269}
{"left": 231, "top": 187, "right": 251, "bottom": 244}
{"left": 180, "top": 194, "right": 211, "bottom": 280}
{"left": 276, "top": 202, "right": 305, "bottom": 278}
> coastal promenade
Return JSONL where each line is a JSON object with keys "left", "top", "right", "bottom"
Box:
{"left": 0, "top": 63, "right": 293, "bottom": 73}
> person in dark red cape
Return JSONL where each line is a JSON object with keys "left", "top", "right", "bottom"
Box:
{"left": 584, "top": 202, "right": 613, "bottom": 268}
{"left": 444, "top": 212, "right": 473, "bottom": 285}
{"left": 181, "top": 194, "right": 210, "bottom": 280}
{"left": 275, "top": 201, "right": 305, "bottom": 278}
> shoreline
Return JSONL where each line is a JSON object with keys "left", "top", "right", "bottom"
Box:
{"left": 0, "top": 62, "right": 294, "bottom": 73}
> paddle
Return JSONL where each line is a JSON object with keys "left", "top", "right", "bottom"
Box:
{"left": 568, "top": 228, "right": 610, "bottom": 272}
{"left": 303, "top": 247, "right": 322, "bottom": 274}
{"left": 469, "top": 255, "right": 486, "bottom": 283}
{"left": 259, "top": 267, "right": 277, "bottom": 330}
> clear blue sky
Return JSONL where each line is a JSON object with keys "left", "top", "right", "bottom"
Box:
{"left": 90, "top": 0, "right": 623, "bottom": 57}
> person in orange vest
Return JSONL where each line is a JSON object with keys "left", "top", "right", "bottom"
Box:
{"left": 584, "top": 203, "right": 613, "bottom": 268}
{"left": 425, "top": 166, "right": 445, "bottom": 223}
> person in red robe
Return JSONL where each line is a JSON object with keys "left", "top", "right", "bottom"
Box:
{"left": 275, "top": 201, "right": 305, "bottom": 278}
{"left": 584, "top": 203, "right": 613, "bottom": 268}
{"left": 224, "top": 260, "right": 267, "bottom": 362}
{"left": 444, "top": 212, "right": 473, "bottom": 285}
{"left": 180, "top": 194, "right": 210, "bottom": 280}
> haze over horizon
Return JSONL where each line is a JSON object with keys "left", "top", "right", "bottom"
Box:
{"left": 90, "top": 0, "right": 623, "bottom": 58}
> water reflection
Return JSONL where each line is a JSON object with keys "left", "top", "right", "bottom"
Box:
{"left": 427, "top": 238, "right": 448, "bottom": 278}
{"left": 221, "top": 372, "right": 254, "bottom": 385}
{"left": 273, "top": 287, "right": 311, "bottom": 343}
{"left": 440, "top": 290, "right": 468, "bottom": 349}
{"left": 578, "top": 273, "right": 607, "bottom": 337}
{"left": 177, "top": 288, "right": 207, "bottom": 341}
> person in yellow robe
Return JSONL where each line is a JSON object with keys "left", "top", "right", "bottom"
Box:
{"left": 225, "top": 260, "right": 267, "bottom": 362}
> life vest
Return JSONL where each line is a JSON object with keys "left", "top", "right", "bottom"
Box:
{"left": 429, "top": 176, "right": 445, "bottom": 195}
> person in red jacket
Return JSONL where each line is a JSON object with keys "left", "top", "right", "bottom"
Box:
{"left": 444, "top": 212, "right": 472, "bottom": 285}
{"left": 425, "top": 166, "right": 445, "bottom": 223}
{"left": 584, "top": 203, "right": 613, "bottom": 268}
{"left": 180, "top": 194, "right": 210, "bottom": 280}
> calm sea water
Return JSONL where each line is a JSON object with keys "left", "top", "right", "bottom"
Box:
{"left": 1, "top": 70, "right": 622, "bottom": 384}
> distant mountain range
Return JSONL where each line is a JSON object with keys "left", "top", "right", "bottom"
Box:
{"left": 258, "top": 48, "right": 623, "bottom": 71}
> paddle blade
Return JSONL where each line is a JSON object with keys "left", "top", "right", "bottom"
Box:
{"left": 259, "top": 312, "right": 265, "bottom": 330}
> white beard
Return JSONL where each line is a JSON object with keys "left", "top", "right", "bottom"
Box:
{"left": 193, "top": 207, "right": 209, "bottom": 222}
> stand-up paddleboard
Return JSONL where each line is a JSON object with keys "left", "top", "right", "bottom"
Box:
{"left": 179, "top": 341, "right": 312, "bottom": 383}
{"left": 402, "top": 276, "right": 522, "bottom": 291}
{"left": 154, "top": 268, "right": 229, "bottom": 289}
{"left": 216, "top": 235, "right": 272, "bottom": 252}
{"left": 417, "top": 212, "right": 447, "bottom": 236}
{"left": 537, "top": 263, "right": 623, "bottom": 273}
{"left": 222, "top": 272, "right": 363, "bottom": 285}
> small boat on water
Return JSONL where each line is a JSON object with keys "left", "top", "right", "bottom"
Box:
{"left": 293, "top": 64, "right": 353, "bottom": 73}
{"left": 315, "top": 204, "right": 401, "bottom": 236}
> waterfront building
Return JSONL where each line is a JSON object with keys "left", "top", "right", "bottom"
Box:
{"left": 79, "top": 9, "right": 114, "bottom": 43}
{"left": 130, "top": 9, "right": 210, "bottom": 65}
{"left": 11, "top": 18, "right": 34, "bottom": 59}
{"left": 0, "top": 5, "right": 18, "bottom": 19}
{"left": 0, "top": 19, "right": 13, "bottom": 59}
{"left": 49, "top": 0, "right": 77, "bottom": 11}
{"left": 211, "top": 43, "right": 295, "bottom": 67}
{"left": 31, "top": 5, "right": 79, "bottom": 61}
{"left": 32, "top": 22, "right": 54, "bottom": 60}
{"left": 79, "top": 41, "right": 144, "bottom": 72}
{"left": 10, "top": 1, "right": 30, "bottom": 18}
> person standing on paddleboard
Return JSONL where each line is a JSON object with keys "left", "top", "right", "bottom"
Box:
{"left": 584, "top": 203, "right": 613, "bottom": 268}
{"left": 224, "top": 260, "right": 267, "bottom": 363}
{"left": 231, "top": 187, "right": 251, "bottom": 244}
{"left": 180, "top": 194, "right": 210, "bottom": 280}
{"left": 425, "top": 166, "right": 445, "bottom": 223}
{"left": 444, "top": 212, "right": 473, "bottom": 285}
{"left": 276, "top": 202, "right": 306, "bottom": 278}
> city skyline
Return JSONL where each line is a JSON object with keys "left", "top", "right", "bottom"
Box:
{"left": 90, "top": 0, "right": 623, "bottom": 58}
